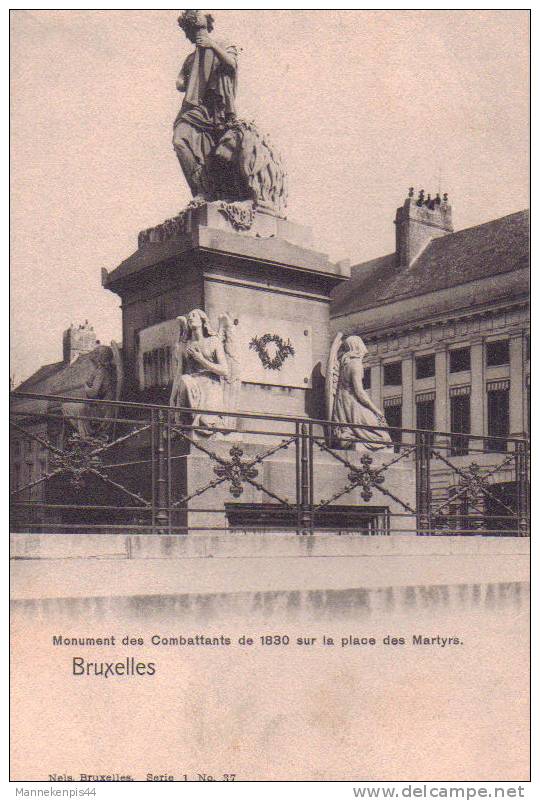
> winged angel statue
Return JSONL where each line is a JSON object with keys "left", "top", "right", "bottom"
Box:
{"left": 325, "top": 333, "right": 391, "bottom": 451}
{"left": 59, "top": 342, "right": 124, "bottom": 442}
{"left": 169, "top": 309, "right": 241, "bottom": 434}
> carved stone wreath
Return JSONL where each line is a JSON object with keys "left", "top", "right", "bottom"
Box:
{"left": 249, "top": 333, "right": 295, "bottom": 371}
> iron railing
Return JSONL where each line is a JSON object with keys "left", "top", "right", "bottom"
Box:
{"left": 10, "top": 392, "right": 530, "bottom": 536}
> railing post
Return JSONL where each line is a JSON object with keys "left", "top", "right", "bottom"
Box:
{"left": 515, "top": 439, "right": 529, "bottom": 537}
{"left": 156, "top": 408, "right": 169, "bottom": 534}
{"left": 416, "top": 431, "right": 431, "bottom": 535}
{"left": 300, "top": 422, "right": 313, "bottom": 535}
{"left": 308, "top": 421, "right": 314, "bottom": 535}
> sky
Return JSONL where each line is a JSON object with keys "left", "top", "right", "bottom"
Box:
{"left": 10, "top": 9, "right": 529, "bottom": 384}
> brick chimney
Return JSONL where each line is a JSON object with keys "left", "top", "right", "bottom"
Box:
{"left": 394, "top": 188, "right": 453, "bottom": 268}
{"left": 62, "top": 320, "right": 97, "bottom": 364}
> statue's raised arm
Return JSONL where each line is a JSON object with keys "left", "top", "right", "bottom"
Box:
{"left": 173, "top": 10, "right": 240, "bottom": 201}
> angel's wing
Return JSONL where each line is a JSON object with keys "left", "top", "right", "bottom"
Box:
{"left": 170, "top": 317, "right": 188, "bottom": 406}
{"left": 177, "top": 315, "right": 189, "bottom": 342}
{"left": 325, "top": 332, "right": 343, "bottom": 422}
{"left": 218, "top": 312, "right": 241, "bottom": 428}
{"left": 109, "top": 340, "right": 123, "bottom": 439}
{"left": 172, "top": 316, "right": 188, "bottom": 374}
{"left": 111, "top": 341, "right": 123, "bottom": 402}
{"left": 218, "top": 313, "right": 241, "bottom": 382}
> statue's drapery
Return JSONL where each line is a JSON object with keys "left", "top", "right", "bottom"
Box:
{"left": 170, "top": 335, "right": 226, "bottom": 433}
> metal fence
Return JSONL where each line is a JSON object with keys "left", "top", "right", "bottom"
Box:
{"left": 10, "top": 392, "right": 530, "bottom": 536}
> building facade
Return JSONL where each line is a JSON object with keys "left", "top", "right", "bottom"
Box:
{"left": 330, "top": 192, "right": 529, "bottom": 532}
{"left": 330, "top": 192, "right": 529, "bottom": 446}
{"left": 10, "top": 322, "right": 99, "bottom": 499}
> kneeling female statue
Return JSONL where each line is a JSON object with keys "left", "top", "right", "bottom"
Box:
{"left": 325, "top": 334, "right": 391, "bottom": 451}
{"left": 169, "top": 309, "right": 240, "bottom": 435}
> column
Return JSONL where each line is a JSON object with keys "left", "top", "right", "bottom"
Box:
{"left": 470, "top": 338, "right": 484, "bottom": 438}
{"left": 401, "top": 353, "right": 414, "bottom": 444}
{"left": 434, "top": 346, "right": 448, "bottom": 433}
{"left": 509, "top": 332, "right": 524, "bottom": 437}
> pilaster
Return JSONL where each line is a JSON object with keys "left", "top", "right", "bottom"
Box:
{"left": 509, "top": 333, "right": 524, "bottom": 436}
{"left": 401, "top": 352, "right": 414, "bottom": 442}
{"left": 470, "top": 338, "right": 484, "bottom": 437}
{"left": 434, "top": 346, "right": 448, "bottom": 432}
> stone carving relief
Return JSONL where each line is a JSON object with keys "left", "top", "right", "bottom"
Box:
{"left": 169, "top": 309, "right": 241, "bottom": 435}
{"left": 216, "top": 200, "right": 256, "bottom": 231}
{"left": 324, "top": 333, "right": 391, "bottom": 452}
{"left": 249, "top": 333, "right": 295, "bottom": 371}
{"left": 138, "top": 209, "right": 190, "bottom": 247}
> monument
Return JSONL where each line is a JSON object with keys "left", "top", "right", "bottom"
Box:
{"left": 102, "top": 11, "right": 349, "bottom": 418}
{"left": 99, "top": 11, "right": 413, "bottom": 531}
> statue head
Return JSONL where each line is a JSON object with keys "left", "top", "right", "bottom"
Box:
{"left": 342, "top": 336, "right": 368, "bottom": 361}
{"left": 186, "top": 309, "right": 216, "bottom": 338}
{"left": 178, "top": 10, "right": 215, "bottom": 42}
{"left": 89, "top": 345, "right": 114, "bottom": 368}
{"left": 213, "top": 120, "right": 288, "bottom": 213}
{"left": 214, "top": 127, "right": 240, "bottom": 166}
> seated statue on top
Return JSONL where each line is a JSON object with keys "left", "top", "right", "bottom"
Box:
{"left": 172, "top": 10, "right": 287, "bottom": 219}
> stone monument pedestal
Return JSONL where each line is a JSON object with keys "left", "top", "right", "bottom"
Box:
{"left": 169, "top": 438, "right": 416, "bottom": 535}
{"left": 105, "top": 202, "right": 420, "bottom": 534}
{"left": 103, "top": 201, "right": 350, "bottom": 421}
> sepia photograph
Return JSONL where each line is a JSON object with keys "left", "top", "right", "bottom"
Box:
{"left": 9, "top": 8, "right": 530, "bottom": 784}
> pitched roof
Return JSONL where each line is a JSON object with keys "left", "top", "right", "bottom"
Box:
{"left": 331, "top": 210, "right": 529, "bottom": 319}
{"left": 15, "top": 361, "right": 65, "bottom": 393}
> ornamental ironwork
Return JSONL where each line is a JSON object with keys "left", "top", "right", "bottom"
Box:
{"left": 457, "top": 462, "right": 487, "bottom": 501}
{"left": 213, "top": 445, "right": 259, "bottom": 498}
{"left": 49, "top": 434, "right": 105, "bottom": 489}
{"left": 347, "top": 453, "right": 386, "bottom": 502}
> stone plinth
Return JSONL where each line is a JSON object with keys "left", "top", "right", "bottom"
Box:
{"left": 10, "top": 531, "right": 529, "bottom": 602}
{"left": 169, "top": 440, "right": 416, "bottom": 534}
{"left": 103, "top": 202, "right": 350, "bottom": 420}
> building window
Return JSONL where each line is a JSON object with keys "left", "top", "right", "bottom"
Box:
{"left": 525, "top": 335, "right": 530, "bottom": 362}
{"left": 415, "top": 354, "right": 435, "bottom": 380}
{"left": 450, "top": 390, "right": 470, "bottom": 456}
{"left": 486, "top": 381, "right": 509, "bottom": 452}
{"left": 384, "top": 398, "right": 402, "bottom": 449}
{"left": 486, "top": 339, "right": 509, "bottom": 367}
{"left": 362, "top": 367, "right": 371, "bottom": 390}
{"left": 24, "top": 439, "right": 32, "bottom": 455}
{"left": 12, "top": 440, "right": 21, "bottom": 457}
{"left": 416, "top": 394, "right": 435, "bottom": 431}
{"left": 449, "top": 347, "right": 470, "bottom": 373}
{"left": 383, "top": 361, "right": 402, "bottom": 386}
